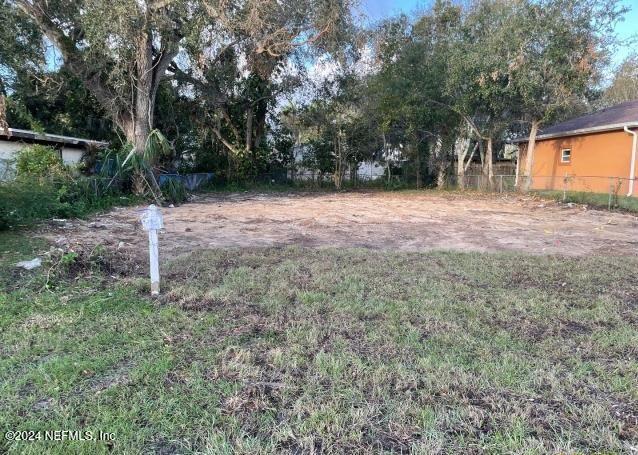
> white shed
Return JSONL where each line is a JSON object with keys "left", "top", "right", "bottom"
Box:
{"left": 0, "top": 128, "right": 108, "bottom": 179}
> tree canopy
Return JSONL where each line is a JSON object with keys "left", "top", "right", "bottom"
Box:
{"left": 602, "top": 53, "right": 638, "bottom": 106}
{"left": 0, "top": 0, "right": 630, "bottom": 187}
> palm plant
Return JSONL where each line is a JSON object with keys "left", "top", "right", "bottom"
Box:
{"left": 104, "top": 130, "right": 173, "bottom": 203}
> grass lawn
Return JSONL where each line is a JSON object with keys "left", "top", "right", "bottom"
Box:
{"left": 1, "top": 231, "right": 637, "bottom": 453}
{"left": 533, "top": 189, "right": 638, "bottom": 213}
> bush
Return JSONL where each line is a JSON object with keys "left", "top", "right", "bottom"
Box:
{"left": 15, "top": 144, "right": 67, "bottom": 177}
{"left": 160, "top": 178, "right": 188, "bottom": 205}
{"left": 0, "top": 130, "right": 185, "bottom": 229}
{"left": 0, "top": 174, "right": 140, "bottom": 230}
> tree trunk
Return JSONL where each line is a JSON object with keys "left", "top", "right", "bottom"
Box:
{"left": 479, "top": 139, "right": 488, "bottom": 189}
{"left": 437, "top": 166, "right": 446, "bottom": 189}
{"left": 456, "top": 142, "right": 467, "bottom": 190}
{"left": 514, "top": 145, "right": 520, "bottom": 188}
{"left": 455, "top": 125, "right": 472, "bottom": 190}
{"left": 483, "top": 137, "right": 494, "bottom": 190}
{"left": 334, "top": 131, "right": 343, "bottom": 190}
{"left": 414, "top": 143, "right": 422, "bottom": 189}
{"left": 245, "top": 108, "right": 253, "bottom": 152}
{"left": 0, "top": 95, "right": 9, "bottom": 136}
{"left": 118, "top": 110, "right": 150, "bottom": 154}
{"left": 382, "top": 132, "right": 391, "bottom": 185}
{"left": 116, "top": 32, "right": 155, "bottom": 153}
{"left": 253, "top": 98, "right": 268, "bottom": 150}
{"left": 432, "top": 136, "right": 447, "bottom": 189}
{"left": 245, "top": 108, "right": 257, "bottom": 171}
{"left": 134, "top": 104, "right": 151, "bottom": 155}
{"left": 523, "top": 119, "right": 540, "bottom": 191}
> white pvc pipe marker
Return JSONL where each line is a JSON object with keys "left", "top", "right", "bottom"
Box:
{"left": 141, "top": 204, "right": 164, "bottom": 295}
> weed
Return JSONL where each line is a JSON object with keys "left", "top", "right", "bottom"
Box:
{"left": 1, "top": 236, "right": 637, "bottom": 453}
{"left": 534, "top": 189, "right": 638, "bottom": 213}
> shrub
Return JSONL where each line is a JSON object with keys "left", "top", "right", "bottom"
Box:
{"left": 0, "top": 174, "right": 140, "bottom": 230}
{"left": 15, "top": 144, "right": 67, "bottom": 177}
{"left": 160, "top": 178, "right": 188, "bottom": 205}
{"left": 0, "top": 130, "right": 182, "bottom": 229}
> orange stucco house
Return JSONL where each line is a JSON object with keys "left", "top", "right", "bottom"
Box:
{"left": 515, "top": 100, "right": 638, "bottom": 196}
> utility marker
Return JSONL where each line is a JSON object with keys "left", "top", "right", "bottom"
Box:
{"left": 141, "top": 204, "right": 164, "bottom": 295}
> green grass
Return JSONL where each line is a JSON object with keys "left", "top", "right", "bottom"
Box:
{"left": 1, "top": 232, "right": 637, "bottom": 453}
{"left": 0, "top": 177, "right": 143, "bottom": 230}
{"left": 200, "top": 179, "right": 342, "bottom": 194}
{"left": 200, "top": 177, "right": 415, "bottom": 194}
{"left": 534, "top": 189, "right": 638, "bottom": 213}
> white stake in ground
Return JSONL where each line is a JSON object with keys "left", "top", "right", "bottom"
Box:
{"left": 141, "top": 204, "right": 164, "bottom": 295}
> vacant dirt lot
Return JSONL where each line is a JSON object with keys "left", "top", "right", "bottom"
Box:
{"left": 46, "top": 191, "right": 638, "bottom": 257}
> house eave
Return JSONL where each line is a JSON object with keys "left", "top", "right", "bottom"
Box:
{"left": 0, "top": 128, "right": 109, "bottom": 148}
{"left": 511, "top": 122, "right": 638, "bottom": 144}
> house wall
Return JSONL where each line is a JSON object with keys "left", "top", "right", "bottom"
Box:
{"left": 0, "top": 141, "right": 23, "bottom": 179}
{"left": 292, "top": 161, "right": 386, "bottom": 182}
{"left": 519, "top": 129, "right": 636, "bottom": 195}
{"left": 61, "top": 146, "right": 84, "bottom": 165}
{"left": 356, "top": 161, "right": 386, "bottom": 180}
{"left": 0, "top": 140, "right": 85, "bottom": 180}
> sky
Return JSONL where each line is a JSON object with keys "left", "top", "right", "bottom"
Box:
{"left": 358, "top": 0, "right": 638, "bottom": 67}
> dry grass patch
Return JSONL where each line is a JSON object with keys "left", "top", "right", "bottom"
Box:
{"left": 1, "top": 234, "right": 637, "bottom": 453}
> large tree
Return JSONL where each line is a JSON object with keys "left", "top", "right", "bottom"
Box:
{"left": 9, "top": 0, "right": 198, "bottom": 152}
{"left": 370, "top": 1, "right": 462, "bottom": 189}
{"left": 6, "top": 68, "right": 115, "bottom": 140}
{"left": 446, "top": 0, "right": 522, "bottom": 189}
{"left": 171, "top": 0, "right": 355, "bottom": 179}
{"left": 510, "top": 0, "right": 626, "bottom": 189}
{"left": 601, "top": 53, "right": 638, "bottom": 106}
{"left": 0, "top": 0, "right": 45, "bottom": 133}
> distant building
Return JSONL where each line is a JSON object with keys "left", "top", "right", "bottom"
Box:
{"left": 514, "top": 100, "right": 638, "bottom": 196}
{"left": 355, "top": 161, "right": 386, "bottom": 180}
{"left": 290, "top": 144, "right": 387, "bottom": 181}
{"left": 0, "top": 128, "right": 108, "bottom": 179}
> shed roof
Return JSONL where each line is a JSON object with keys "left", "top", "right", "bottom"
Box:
{"left": 0, "top": 128, "right": 108, "bottom": 148}
{"left": 513, "top": 99, "right": 638, "bottom": 143}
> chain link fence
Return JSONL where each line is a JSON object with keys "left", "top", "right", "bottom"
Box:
{"left": 455, "top": 174, "right": 638, "bottom": 211}
{"left": 223, "top": 169, "right": 638, "bottom": 212}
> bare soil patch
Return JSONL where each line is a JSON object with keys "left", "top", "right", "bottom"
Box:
{"left": 44, "top": 191, "right": 638, "bottom": 258}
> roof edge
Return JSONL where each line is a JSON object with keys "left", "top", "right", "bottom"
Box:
{"left": 511, "top": 122, "right": 638, "bottom": 144}
{"left": 1, "top": 128, "right": 109, "bottom": 147}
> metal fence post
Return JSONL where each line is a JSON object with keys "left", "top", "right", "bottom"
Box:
{"left": 608, "top": 178, "right": 613, "bottom": 210}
